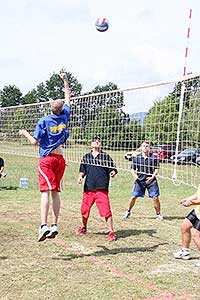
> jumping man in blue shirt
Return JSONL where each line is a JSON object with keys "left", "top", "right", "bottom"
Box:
{"left": 19, "top": 71, "right": 70, "bottom": 242}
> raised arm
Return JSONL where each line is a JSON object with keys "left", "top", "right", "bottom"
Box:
{"left": 59, "top": 70, "right": 70, "bottom": 106}
{"left": 19, "top": 129, "right": 38, "bottom": 146}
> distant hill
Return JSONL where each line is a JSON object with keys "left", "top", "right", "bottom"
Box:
{"left": 130, "top": 112, "right": 146, "bottom": 125}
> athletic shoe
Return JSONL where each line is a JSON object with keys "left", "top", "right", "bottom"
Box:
{"left": 195, "top": 260, "right": 200, "bottom": 267}
{"left": 46, "top": 224, "right": 58, "bottom": 239}
{"left": 0, "top": 172, "right": 6, "bottom": 178}
{"left": 123, "top": 210, "right": 131, "bottom": 219}
{"left": 173, "top": 249, "right": 190, "bottom": 260}
{"left": 156, "top": 214, "right": 163, "bottom": 221}
{"left": 38, "top": 225, "right": 50, "bottom": 242}
{"left": 77, "top": 226, "right": 87, "bottom": 235}
{"left": 108, "top": 231, "right": 116, "bottom": 241}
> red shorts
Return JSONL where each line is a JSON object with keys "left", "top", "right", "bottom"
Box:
{"left": 38, "top": 154, "right": 66, "bottom": 192}
{"left": 81, "top": 190, "right": 112, "bottom": 218}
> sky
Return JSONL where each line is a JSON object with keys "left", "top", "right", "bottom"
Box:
{"left": 0, "top": 0, "right": 200, "bottom": 113}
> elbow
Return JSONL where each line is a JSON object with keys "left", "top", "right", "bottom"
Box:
{"left": 32, "top": 139, "right": 38, "bottom": 146}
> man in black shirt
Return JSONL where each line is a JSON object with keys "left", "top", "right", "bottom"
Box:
{"left": 0, "top": 157, "right": 7, "bottom": 178}
{"left": 123, "top": 141, "right": 163, "bottom": 220}
{"left": 77, "top": 137, "right": 118, "bottom": 241}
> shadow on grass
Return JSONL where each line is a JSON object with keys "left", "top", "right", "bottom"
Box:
{"left": 95, "top": 229, "right": 157, "bottom": 239}
{"left": 0, "top": 256, "right": 9, "bottom": 260}
{"left": 0, "top": 186, "right": 19, "bottom": 190}
{"left": 93, "top": 242, "right": 168, "bottom": 256}
{"left": 148, "top": 216, "right": 184, "bottom": 221}
{"left": 162, "top": 216, "right": 185, "bottom": 221}
{"left": 52, "top": 241, "right": 168, "bottom": 261}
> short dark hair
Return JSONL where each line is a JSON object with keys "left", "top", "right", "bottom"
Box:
{"left": 91, "top": 136, "right": 101, "bottom": 142}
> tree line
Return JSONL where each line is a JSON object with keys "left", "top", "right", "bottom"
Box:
{"left": 0, "top": 71, "right": 200, "bottom": 150}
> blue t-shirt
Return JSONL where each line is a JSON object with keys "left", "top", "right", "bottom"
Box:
{"left": 34, "top": 103, "right": 70, "bottom": 157}
{"left": 131, "top": 153, "right": 159, "bottom": 181}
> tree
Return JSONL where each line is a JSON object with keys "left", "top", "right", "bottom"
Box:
{"left": 144, "top": 75, "right": 200, "bottom": 148}
{"left": 0, "top": 85, "right": 22, "bottom": 107}
{"left": 144, "top": 95, "right": 179, "bottom": 144}
{"left": 46, "top": 71, "right": 82, "bottom": 100}
{"left": 91, "top": 82, "right": 118, "bottom": 93}
{"left": 70, "top": 82, "right": 125, "bottom": 132}
{"left": 36, "top": 83, "right": 48, "bottom": 102}
{"left": 70, "top": 106, "right": 142, "bottom": 150}
{"left": 22, "top": 89, "right": 37, "bottom": 105}
{"left": 91, "top": 82, "right": 124, "bottom": 109}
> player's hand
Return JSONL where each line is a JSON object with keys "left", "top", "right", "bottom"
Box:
{"left": 179, "top": 198, "right": 192, "bottom": 207}
{"left": 146, "top": 177, "right": 153, "bottom": 185}
{"left": 59, "top": 69, "right": 68, "bottom": 81}
{"left": 110, "top": 170, "right": 116, "bottom": 177}
{"left": 77, "top": 176, "right": 83, "bottom": 184}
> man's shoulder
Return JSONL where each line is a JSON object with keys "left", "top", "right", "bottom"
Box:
{"left": 149, "top": 153, "right": 158, "bottom": 160}
{"left": 81, "top": 152, "right": 91, "bottom": 160}
{"left": 100, "top": 151, "right": 109, "bottom": 157}
{"left": 37, "top": 115, "right": 47, "bottom": 124}
{"left": 62, "top": 103, "right": 70, "bottom": 114}
{"left": 133, "top": 153, "right": 142, "bottom": 160}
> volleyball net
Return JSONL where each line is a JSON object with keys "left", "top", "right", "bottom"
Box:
{"left": 0, "top": 73, "right": 200, "bottom": 187}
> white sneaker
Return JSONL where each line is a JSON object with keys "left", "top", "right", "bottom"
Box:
{"left": 38, "top": 225, "right": 50, "bottom": 242}
{"left": 0, "top": 172, "right": 7, "bottom": 178}
{"left": 195, "top": 259, "right": 200, "bottom": 267}
{"left": 123, "top": 210, "right": 131, "bottom": 219}
{"left": 46, "top": 224, "right": 58, "bottom": 239}
{"left": 156, "top": 214, "right": 163, "bottom": 221}
{"left": 173, "top": 249, "right": 190, "bottom": 260}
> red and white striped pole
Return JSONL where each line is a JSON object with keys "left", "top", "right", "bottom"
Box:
{"left": 183, "top": 8, "right": 192, "bottom": 76}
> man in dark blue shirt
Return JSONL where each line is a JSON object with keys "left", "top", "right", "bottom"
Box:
{"left": 123, "top": 141, "right": 163, "bottom": 220}
{"left": 77, "top": 137, "right": 118, "bottom": 241}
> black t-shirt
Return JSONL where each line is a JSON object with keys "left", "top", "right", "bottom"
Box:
{"left": 79, "top": 152, "right": 118, "bottom": 192}
{"left": 131, "top": 153, "right": 159, "bottom": 181}
{"left": 0, "top": 157, "right": 4, "bottom": 168}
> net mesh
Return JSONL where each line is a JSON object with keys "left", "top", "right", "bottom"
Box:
{"left": 0, "top": 74, "right": 200, "bottom": 187}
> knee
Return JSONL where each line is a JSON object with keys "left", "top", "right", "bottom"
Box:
{"left": 191, "top": 230, "right": 200, "bottom": 242}
{"left": 180, "top": 221, "right": 190, "bottom": 233}
{"left": 153, "top": 196, "right": 159, "bottom": 201}
{"left": 130, "top": 196, "right": 137, "bottom": 202}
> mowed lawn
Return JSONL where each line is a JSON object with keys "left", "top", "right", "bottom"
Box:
{"left": 0, "top": 153, "right": 199, "bottom": 300}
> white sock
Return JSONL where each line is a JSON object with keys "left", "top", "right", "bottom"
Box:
{"left": 182, "top": 248, "right": 189, "bottom": 252}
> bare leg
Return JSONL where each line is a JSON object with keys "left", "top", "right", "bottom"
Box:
{"left": 128, "top": 196, "right": 137, "bottom": 211}
{"left": 153, "top": 196, "right": 161, "bottom": 215}
{"left": 191, "top": 228, "right": 200, "bottom": 250}
{"left": 82, "top": 216, "right": 88, "bottom": 228}
{"left": 105, "top": 216, "right": 114, "bottom": 232}
{"left": 181, "top": 219, "right": 192, "bottom": 248}
{"left": 51, "top": 190, "right": 60, "bottom": 225}
{"left": 41, "top": 191, "right": 50, "bottom": 225}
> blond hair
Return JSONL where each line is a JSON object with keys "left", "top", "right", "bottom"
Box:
{"left": 51, "top": 99, "right": 63, "bottom": 115}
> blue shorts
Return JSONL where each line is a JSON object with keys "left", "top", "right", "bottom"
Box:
{"left": 131, "top": 179, "right": 160, "bottom": 198}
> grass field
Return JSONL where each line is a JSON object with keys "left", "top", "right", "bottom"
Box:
{"left": 0, "top": 153, "right": 200, "bottom": 300}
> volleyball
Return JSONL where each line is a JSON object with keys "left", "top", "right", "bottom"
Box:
{"left": 95, "top": 18, "right": 109, "bottom": 32}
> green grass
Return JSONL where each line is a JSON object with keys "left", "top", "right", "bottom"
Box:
{"left": 0, "top": 153, "right": 199, "bottom": 300}
{"left": 1, "top": 141, "right": 200, "bottom": 188}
